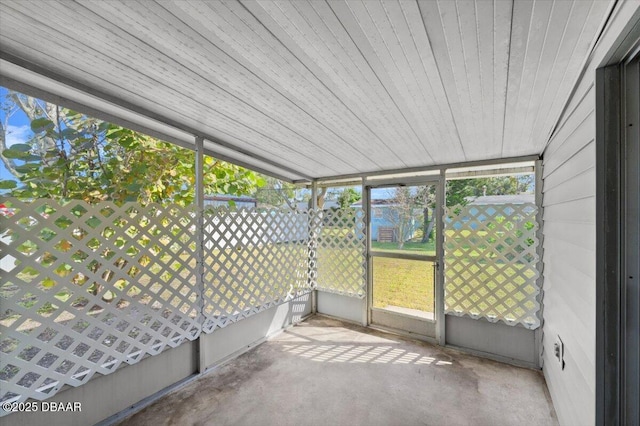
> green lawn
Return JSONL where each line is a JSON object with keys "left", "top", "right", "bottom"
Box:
{"left": 372, "top": 256, "right": 435, "bottom": 313}
{"left": 370, "top": 237, "right": 436, "bottom": 314}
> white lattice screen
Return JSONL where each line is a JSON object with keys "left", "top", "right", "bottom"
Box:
{"left": 1, "top": 199, "right": 365, "bottom": 406}
{"left": 444, "top": 203, "right": 540, "bottom": 329}
{"left": 0, "top": 199, "right": 200, "bottom": 404}
{"left": 201, "top": 208, "right": 312, "bottom": 332}
{"left": 312, "top": 209, "right": 366, "bottom": 298}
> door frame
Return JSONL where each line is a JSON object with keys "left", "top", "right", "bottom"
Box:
{"left": 363, "top": 173, "right": 446, "bottom": 343}
{"left": 595, "top": 48, "right": 639, "bottom": 425}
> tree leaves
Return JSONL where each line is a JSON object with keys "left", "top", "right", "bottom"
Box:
{"left": 0, "top": 180, "right": 17, "bottom": 189}
{"left": 2, "top": 144, "right": 32, "bottom": 159}
{"left": 3, "top": 92, "right": 264, "bottom": 205}
{"left": 30, "top": 117, "right": 54, "bottom": 133}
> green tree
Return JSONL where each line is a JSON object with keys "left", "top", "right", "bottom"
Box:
{"left": 0, "top": 91, "right": 264, "bottom": 205}
{"left": 255, "top": 176, "right": 297, "bottom": 209}
{"left": 337, "top": 187, "right": 361, "bottom": 209}
{"left": 446, "top": 175, "right": 533, "bottom": 207}
{"left": 416, "top": 185, "right": 436, "bottom": 243}
{"left": 384, "top": 187, "right": 423, "bottom": 249}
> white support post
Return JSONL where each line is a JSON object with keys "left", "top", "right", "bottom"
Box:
{"left": 435, "top": 170, "right": 446, "bottom": 346}
{"left": 310, "top": 181, "right": 318, "bottom": 314}
{"left": 362, "top": 181, "right": 370, "bottom": 326}
{"left": 195, "top": 136, "right": 206, "bottom": 373}
{"left": 534, "top": 159, "right": 544, "bottom": 369}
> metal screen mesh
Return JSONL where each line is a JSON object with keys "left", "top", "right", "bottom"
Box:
{"left": 312, "top": 209, "right": 366, "bottom": 298}
{"left": 0, "top": 199, "right": 200, "bottom": 404}
{"left": 201, "top": 208, "right": 311, "bottom": 332}
{"left": 444, "top": 203, "right": 540, "bottom": 328}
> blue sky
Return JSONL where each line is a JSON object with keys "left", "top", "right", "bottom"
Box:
{"left": 1, "top": 86, "right": 33, "bottom": 188}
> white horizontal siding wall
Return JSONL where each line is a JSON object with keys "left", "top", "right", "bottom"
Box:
{"left": 542, "top": 89, "right": 596, "bottom": 425}
{"left": 541, "top": 2, "right": 640, "bottom": 425}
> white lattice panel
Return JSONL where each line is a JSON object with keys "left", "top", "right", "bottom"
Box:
{"left": 312, "top": 209, "right": 366, "bottom": 298}
{"left": 444, "top": 203, "right": 540, "bottom": 328}
{"left": 0, "top": 199, "right": 200, "bottom": 404}
{"left": 1, "top": 200, "right": 367, "bottom": 407}
{"left": 201, "top": 208, "right": 312, "bottom": 332}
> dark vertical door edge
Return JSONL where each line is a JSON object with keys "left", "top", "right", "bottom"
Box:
{"left": 595, "top": 64, "right": 622, "bottom": 426}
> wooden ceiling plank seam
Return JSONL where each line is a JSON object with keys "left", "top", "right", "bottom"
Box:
{"left": 368, "top": 0, "right": 441, "bottom": 154}
{"left": 0, "top": 33, "right": 333, "bottom": 178}
{"left": 475, "top": 0, "right": 494, "bottom": 152}
{"left": 416, "top": 0, "right": 469, "bottom": 150}
{"left": 475, "top": 0, "right": 496, "bottom": 157}
{"left": 358, "top": 0, "right": 445, "bottom": 162}
{"left": 253, "top": 0, "right": 411, "bottom": 168}
{"left": 496, "top": 0, "right": 515, "bottom": 162}
{"left": 190, "top": 0, "right": 400, "bottom": 168}
{"left": 378, "top": 0, "right": 460, "bottom": 160}
{"left": 520, "top": 0, "right": 592, "bottom": 153}
{"left": 454, "top": 0, "right": 488, "bottom": 157}
{"left": 0, "top": 2, "right": 345, "bottom": 175}
{"left": 300, "top": 0, "right": 428, "bottom": 165}
{"left": 236, "top": 1, "right": 410, "bottom": 174}
{"left": 74, "top": 0, "right": 367, "bottom": 171}
{"left": 269, "top": 0, "right": 413, "bottom": 147}
{"left": 504, "top": 2, "right": 573, "bottom": 152}
{"left": 163, "top": 0, "right": 399, "bottom": 170}
{"left": 414, "top": 0, "right": 469, "bottom": 162}
{"left": 502, "top": 0, "right": 554, "bottom": 155}
{"left": 493, "top": 0, "right": 514, "bottom": 162}
{"left": 435, "top": 0, "right": 480, "bottom": 157}
{"left": 534, "top": 0, "right": 611, "bottom": 151}
{"left": 268, "top": 2, "right": 402, "bottom": 166}
{"left": 325, "top": 0, "right": 436, "bottom": 164}
{"left": 293, "top": 0, "right": 415, "bottom": 151}
{"left": 212, "top": 1, "right": 405, "bottom": 171}
{"left": 501, "top": 0, "right": 534, "bottom": 156}
{"left": 509, "top": 0, "right": 574, "bottom": 152}
{"left": 382, "top": 0, "right": 465, "bottom": 162}
{"left": 401, "top": 0, "right": 467, "bottom": 161}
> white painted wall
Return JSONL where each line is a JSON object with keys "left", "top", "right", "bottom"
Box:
{"left": 200, "top": 293, "right": 312, "bottom": 368}
{"left": 317, "top": 291, "right": 365, "bottom": 324}
{"left": 541, "top": 3, "right": 640, "bottom": 425}
{"left": 0, "top": 341, "right": 197, "bottom": 426}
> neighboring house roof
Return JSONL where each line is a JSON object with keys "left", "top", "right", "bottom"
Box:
{"left": 351, "top": 199, "right": 396, "bottom": 207}
{"left": 296, "top": 200, "right": 340, "bottom": 210}
{"left": 205, "top": 194, "right": 257, "bottom": 203}
{"left": 467, "top": 194, "right": 535, "bottom": 205}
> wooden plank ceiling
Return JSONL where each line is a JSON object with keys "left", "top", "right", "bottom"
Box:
{"left": 0, "top": 0, "right": 611, "bottom": 181}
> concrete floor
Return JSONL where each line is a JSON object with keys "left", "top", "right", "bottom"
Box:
{"left": 120, "top": 316, "right": 557, "bottom": 426}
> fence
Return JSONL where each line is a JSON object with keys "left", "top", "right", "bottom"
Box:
{"left": 0, "top": 198, "right": 366, "bottom": 407}
{"left": 444, "top": 203, "right": 541, "bottom": 329}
